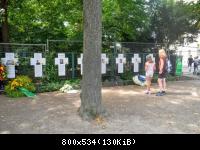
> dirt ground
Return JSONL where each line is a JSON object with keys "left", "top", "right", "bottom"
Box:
{"left": 0, "top": 80, "right": 200, "bottom": 134}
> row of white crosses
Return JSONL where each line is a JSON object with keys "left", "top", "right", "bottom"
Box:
{"left": 77, "top": 53, "right": 155, "bottom": 74}
{"left": 1, "top": 53, "right": 155, "bottom": 78}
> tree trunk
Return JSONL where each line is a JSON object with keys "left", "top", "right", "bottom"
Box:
{"left": 79, "top": 0, "right": 105, "bottom": 120}
{"left": 1, "top": 0, "right": 9, "bottom": 51}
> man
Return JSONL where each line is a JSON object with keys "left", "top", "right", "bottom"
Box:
{"left": 188, "top": 55, "right": 193, "bottom": 72}
{"left": 193, "top": 56, "right": 199, "bottom": 75}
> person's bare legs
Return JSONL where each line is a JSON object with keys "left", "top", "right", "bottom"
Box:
{"left": 146, "top": 77, "right": 152, "bottom": 92}
{"left": 145, "top": 77, "right": 150, "bottom": 94}
{"left": 163, "top": 78, "right": 166, "bottom": 92}
{"left": 158, "top": 78, "right": 163, "bottom": 92}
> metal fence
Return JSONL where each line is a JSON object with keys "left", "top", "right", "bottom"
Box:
{"left": 0, "top": 41, "right": 181, "bottom": 85}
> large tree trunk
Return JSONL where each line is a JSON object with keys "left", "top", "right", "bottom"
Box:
{"left": 79, "top": 0, "right": 105, "bottom": 120}
{"left": 1, "top": 0, "right": 9, "bottom": 51}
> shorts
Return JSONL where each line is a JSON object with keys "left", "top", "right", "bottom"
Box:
{"left": 146, "top": 72, "right": 153, "bottom": 78}
{"left": 158, "top": 72, "right": 166, "bottom": 79}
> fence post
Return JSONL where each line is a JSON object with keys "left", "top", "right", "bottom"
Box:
{"left": 46, "top": 39, "right": 49, "bottom": 52}
{"left": 71, "top": 52, "right": 75, "bottom": 79}
{"left": 110, "top": 42, "right": 116, "bottom": 84}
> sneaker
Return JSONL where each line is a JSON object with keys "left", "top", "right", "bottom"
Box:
{"left": 144, "top": 90, "right": 149, "bottom": 94}
{"left": 148, "top": 91, "right": 151, "bottom": 95}
{"left": 161, "top": 91, "right": 166, "bottom": 95}
{"left": 156, "top": 92, "right": 164, "bottom": 96}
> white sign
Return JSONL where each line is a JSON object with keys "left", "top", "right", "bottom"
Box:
{"left": 30, "top": 53, "right": 46, "bottom": 77}
{"left": 1, "top": 53, "right": 18, "bottom": 78}
{"left": 101, "top": 53, "right": 109, "bottom": 74}
{"left": 132, "top": 54, "right": 141, "bottom": 72}
{"left": 77, "top": 53, "right": 83, "bottom": 75}
{"left": 116, "top": 54, "right": 126, "bottom": 73}
{"left": 55, "top": 53, "right": 69, "bottom": 76}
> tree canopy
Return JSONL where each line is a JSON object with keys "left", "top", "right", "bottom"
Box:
{"left": 0, "top": 0, "right": 199, "bottom": 47}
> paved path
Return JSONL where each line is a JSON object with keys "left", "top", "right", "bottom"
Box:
{"left": 0, "top": 80, "right": 200, "bottom": 134}
{"left": 182, "top": 65, "right": 200, "bottom": 79}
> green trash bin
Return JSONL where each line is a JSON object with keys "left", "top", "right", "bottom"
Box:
{"left": 175, "top": 57, "right": 183, "bottom": 76}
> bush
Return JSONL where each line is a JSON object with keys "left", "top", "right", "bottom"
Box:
{"left": 36, "top": 82, "right": 64, "bottom": 93}
{"left": 120, "top": 70, "right": 133, "bottom": 80}
{"left": 5, "top": 75, "right": 36, "bottom": 97}
{"left": 42, "top": 52, "right": 60, "bottom": 83}
{"left": 60, "top": 79, "right": 80, "bottom": 92}
{"left": 36, "top": 79, "right": 80, "bottom": 93}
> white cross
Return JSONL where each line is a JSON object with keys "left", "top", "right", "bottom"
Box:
{"left": 131, "top": 54, "right": 141, "bottom": 72}
{"left": 1, "top": 53, "right": 19, "bottom": 78}
{"left": 101, "top": 53, "right": 109, "bottom": 74}
{"left": 30, "top": 53, "right": 46, "bottom": 77}
{"left": 55, "top": 53, "right": 69, "bottom": 76}
{"left": 116, "top": 54, "right": 126, "bottom": 73}
{"left": 77, "top": 53, "right": 83, "bottom": 75}
{"left": 148, "top": 54, "right": 155, "bottom": 63}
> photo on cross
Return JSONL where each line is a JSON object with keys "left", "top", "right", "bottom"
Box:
{"left": 36, "top": 60, "right": 41, "bottom": 65}
{"left": 60, "top": 59, "right": 64, "bottom": 64}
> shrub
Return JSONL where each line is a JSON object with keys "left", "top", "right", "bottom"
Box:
{"left": 60, "top": 79, "right": 80, "bottom": 92}
{"left": 42, "top": 52, "right": 60, "bottom": 83}
{"left": 36, "top": 82, "right": 64, "bottom": 93}
{"left": 35, "top": 79, "right": 80, "bottom": 93}
{"left": 120, "top": 70, "right": 133, "bottom": 80}
{"left": 5, "top": 75, "right": 36, "bottom": 97}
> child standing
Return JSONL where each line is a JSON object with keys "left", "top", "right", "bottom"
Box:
{"left": 144, "top": 55, "right": 156, "bottom": 94}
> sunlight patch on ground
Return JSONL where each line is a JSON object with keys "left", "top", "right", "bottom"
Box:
{"left": 118, "top": 90, "right": 141, "bottom": 95}
{"left": 47, "top": 105, "right": 64, "bottom": 112}
{"left": 166, "top": 121, "right": 176, "bottom": 126}
{"left": 187, "top": 124, "right": 199, "bottom": 129}
{"left": 55, "top": 92, "right": 66, "bottom": 96}
{"left": 47, "top": 107, "right": 57, "bottom": 111}
{"left": 191, "top": 91, "right": 199, "bottom": 97}
{"left": 0, "top": 131, "right": 11, "bottom": 134}
{"left": 168, "top": 100, "right": 182, "bottom": 105}
{"left": 18, "top": 123, "right": 31, "bottom": 128}
{"left": 102, "top": 89, "right": 115, "bottom": 93}
{"left": 187, "top": 124, "right": 198, "bottom": 127}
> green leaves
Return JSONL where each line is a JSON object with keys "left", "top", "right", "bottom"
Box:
{"left": 146, "top": 0, "right": 199, "bottom": 45}
{"left": 102, "top": 0, "right": 148, "bottom": 42}
{"left": 2, "top": 0, "right": 199, "bottom": 46}
{"left": 8, "top": 0, "right": 83, "bottom": 43}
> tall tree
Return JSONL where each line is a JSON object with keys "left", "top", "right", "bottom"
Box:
{"left": 1, "top": 0, "right": 9, "bottom": 51}
{"left": 102, "top": 0, "right": 147, "bottom": 42}
{"left": 79, "top": 0, "right": 105, "bottom": 120}
{"left": 139, "top": 0, "right": 199, "bottom": 48}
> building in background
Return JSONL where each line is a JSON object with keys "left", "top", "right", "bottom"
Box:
{"left": 171, "top": 33, "right": 200, "bottom": 66}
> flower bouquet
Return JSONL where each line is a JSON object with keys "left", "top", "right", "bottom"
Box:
{"left": 0, "top": 64, "right": 7, "bottom": 91}
{"left": 5, "top": 75, "right": 36, "bottom": 97}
